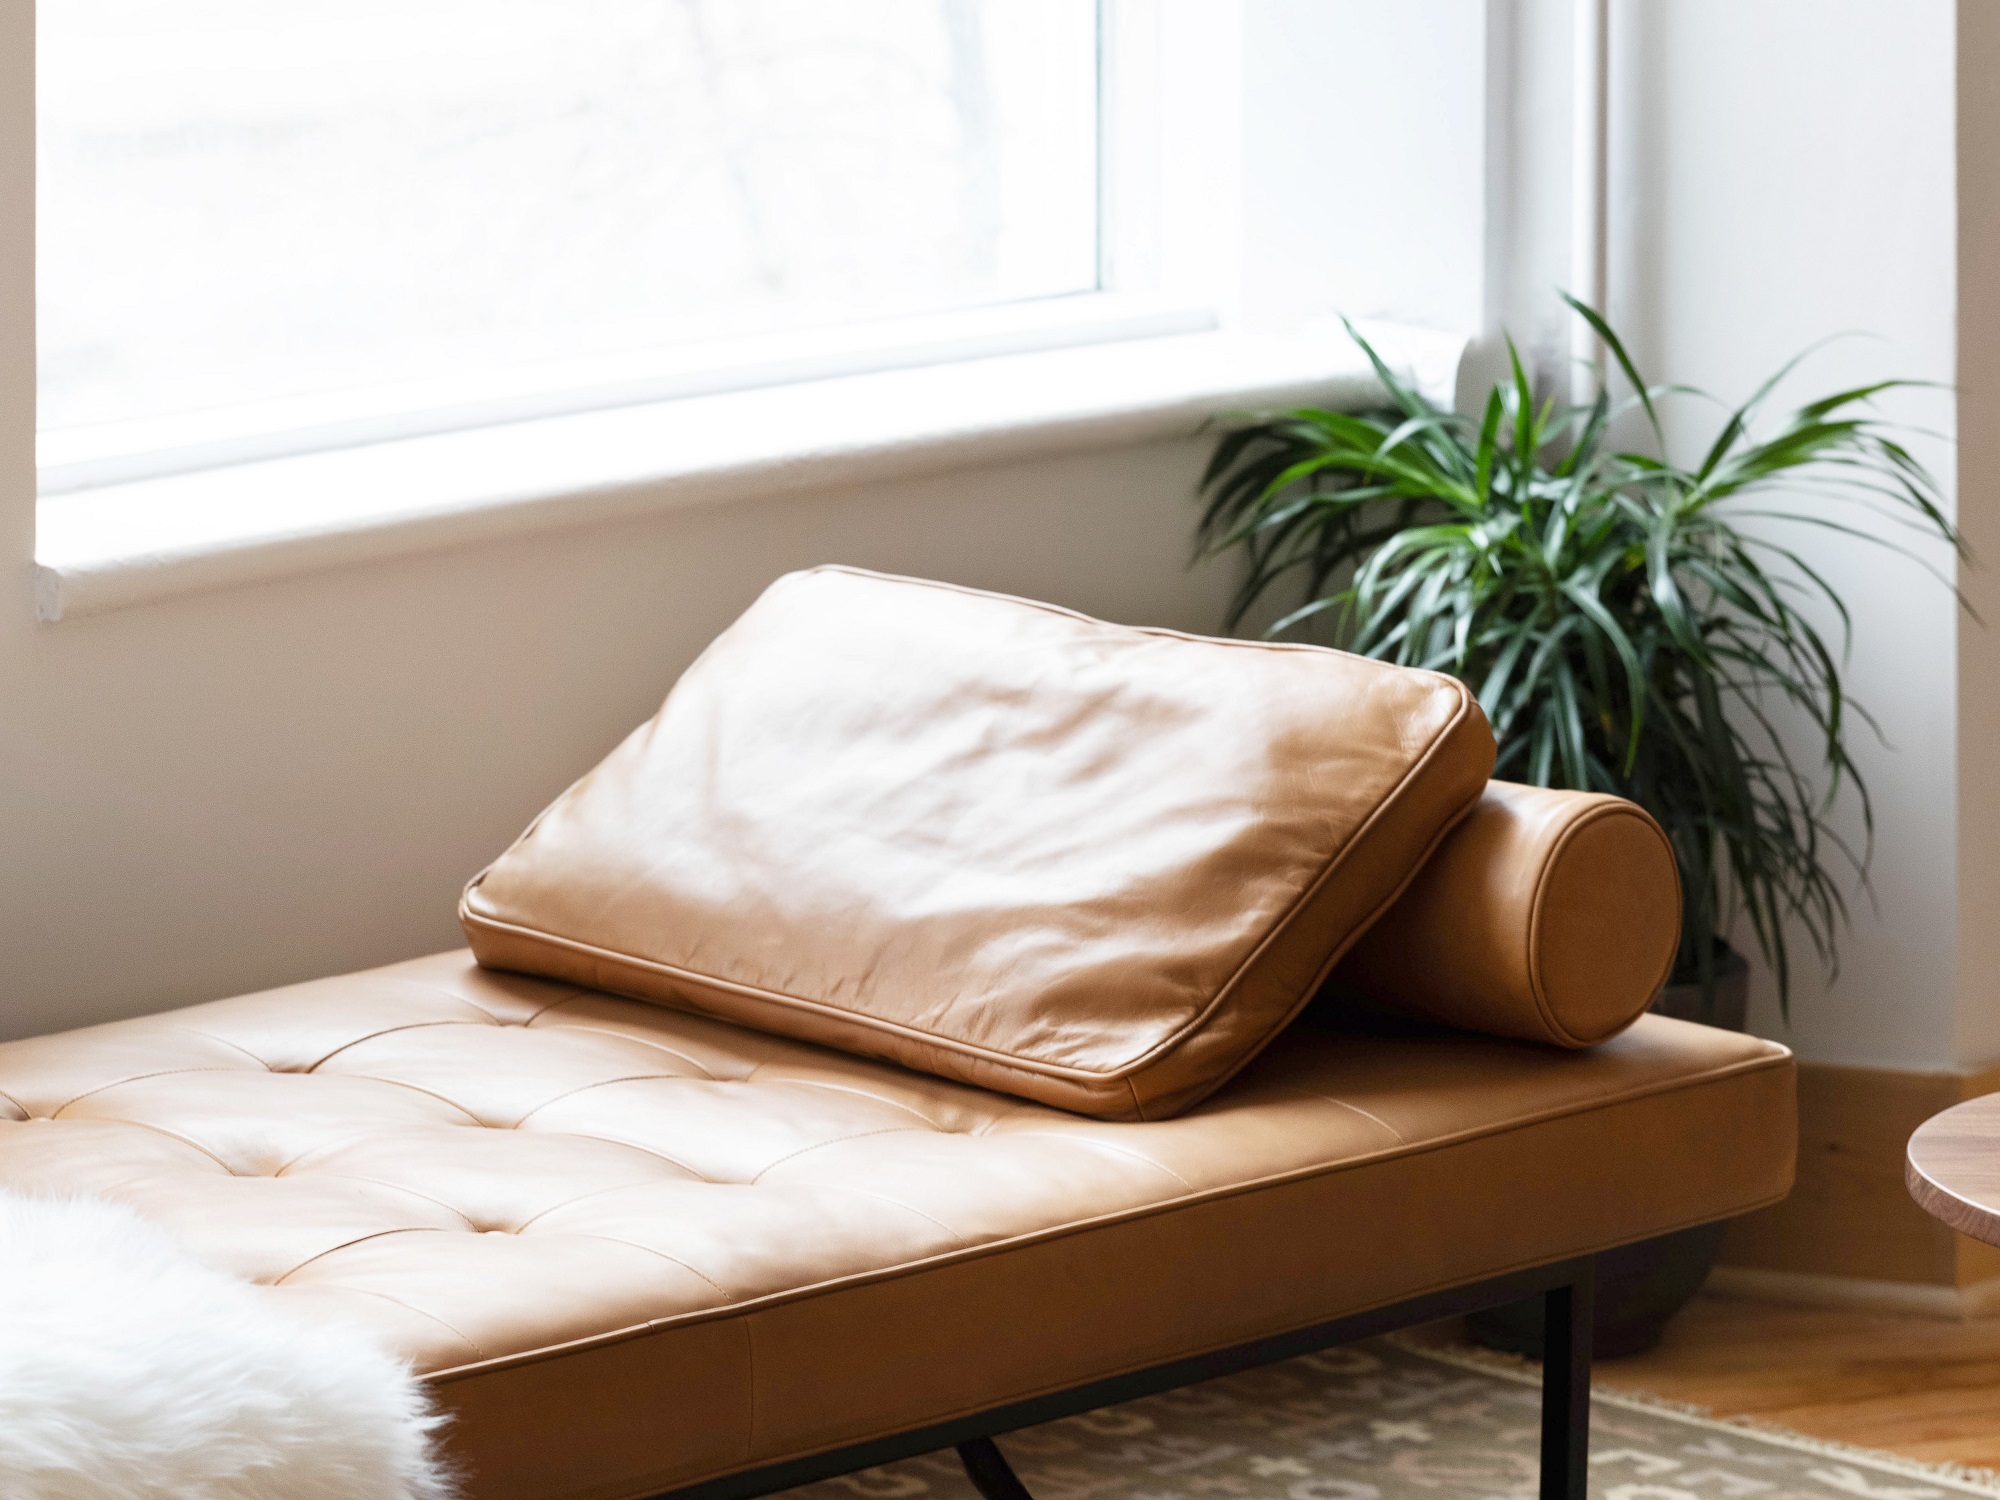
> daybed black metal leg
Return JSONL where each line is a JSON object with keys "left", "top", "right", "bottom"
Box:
{"left": 957, "top": 1437, "right": 1035, "bottom": 1500}
{"left": 1538, "top": 1261, "right": 1594, "bottom": 1500}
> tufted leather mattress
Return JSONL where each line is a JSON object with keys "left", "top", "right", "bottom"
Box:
{"left": 0, "top": 950, "right": 1793, "bottom": 1500}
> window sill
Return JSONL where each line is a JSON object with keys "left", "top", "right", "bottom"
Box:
{"left": 33, "top": 321, "right": 1464, "bottom": 623}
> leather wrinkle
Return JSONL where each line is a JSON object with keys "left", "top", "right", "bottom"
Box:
{"left": 990, "top": 1132, "right": 1195, "bottom": 1190}
{"left": 1262, "top": 1087, "right": 1409, "bottom": 1144}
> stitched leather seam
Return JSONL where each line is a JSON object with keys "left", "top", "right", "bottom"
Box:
{"left": 69, "top": 1115, "right": 236, "bottom": 1173}
{"left": 305, "top": 1020, "right": 498, "bottom": 1073}
{"left": 302, "top": 1173, "right": 480, "bottom": 1230}
{"left": 177, "top": 1029, "right": 278, "bottom": 1069}
{"left": 1525, "top": 802, "right": 1681, "bottom": 1048}
{"left": 421, "top": 1048, "right": 1793, "bottom": 1385}
{"left": 509, "top": 1072, "right": 703, "bottom": 1129}
{"left": 0, "top": 1084, "right": 30, "bottom": 1120}
{"left": 543, "top": 1232, "right": 736, "bottom": 1299}
{"left": 52, "top": 1065, "right": 258, "bottom": 1115}
{"left": 804, "top": 1183, "right": 971, "bottom": 1250}
{"left": 307, "top": 1074, "right": 486, "bottom": 1125}
{"left": 521, "top": 1130, "right": 715, "bottom": 1182}
{"left": 520, "top": 1024, "right": 723, "bottom": 1080}
{"left": 511, "top": 1177, "right": 698, "bottom": 1234}
{"left": 276, "top": 1123, "right": 482, "bottom": 1177}
{"left": 749, "top": 1126, "right": 926, "bottom": 1183}
{"left": 392, "top": 972, "right": 577, "bottom": 1025}
{"left": 272, "top": 1225, "right": 445, "bottom": 1285}
{"left": 751, "top": 1077, "right": 953, "bottom": 1132}
{"left": 306, "top": 1283, "right": 489, "bottom": 1363}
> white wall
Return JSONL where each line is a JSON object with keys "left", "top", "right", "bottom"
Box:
{"left": 1612, "top": 0, "right": 1964, "bottom": 1068}
{"left": 1241, "top": 1, "right": 1487, "bottom": 337}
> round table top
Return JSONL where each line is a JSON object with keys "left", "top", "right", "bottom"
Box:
{"left": 1907, "top": 1091, "right": 2000, "bottom": 1247}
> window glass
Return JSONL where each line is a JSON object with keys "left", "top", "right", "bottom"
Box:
{"left": 38, "top": 0, "right": 1101, "bottom": 437}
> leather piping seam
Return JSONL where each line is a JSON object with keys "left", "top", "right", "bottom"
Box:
{"left": 682, "top": 1191, "right": 1792, "bottom": 1499}
{"left": 1527, "top": 803, "right": 1682, "bottom": 1048}
{"left": 1132, "top": 767, "right": 1492, "bottom": 1118}
{"left": 421, "top": 1046, "right": 1791, "bottom": 1385}
{"left": 460, "top": 679, "right": 1485, "bottom": 1093}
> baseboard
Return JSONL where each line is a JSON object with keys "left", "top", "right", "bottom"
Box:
{"left": 1715, "top": 1058, "right": 2000, "bottom": 1291}
{"left": 1705, "top": 1265, "right": 2000, "bottom": 1319}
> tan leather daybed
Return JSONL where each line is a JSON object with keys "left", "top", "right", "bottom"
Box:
{"left": 0, "top": 569, "right": 1795, "bottom": 1500}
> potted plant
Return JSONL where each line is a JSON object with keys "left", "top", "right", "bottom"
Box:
{"left": 1197, "top": 299, "right": 1963, "bottom": 1354}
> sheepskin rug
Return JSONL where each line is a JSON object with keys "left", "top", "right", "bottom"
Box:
{"left": 0, "top": 1193, "right": 452, "bottom": 1500}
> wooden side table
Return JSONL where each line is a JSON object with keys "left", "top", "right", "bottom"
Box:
{"left": 1907, "top": 1092, "right": 2000, "bottom": 1246}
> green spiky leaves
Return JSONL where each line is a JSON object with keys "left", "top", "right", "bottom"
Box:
{"left": 1196, "top": 298, "right": 1965, "bottom": 1018}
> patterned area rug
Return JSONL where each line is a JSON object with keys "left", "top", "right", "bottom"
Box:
{"left": 782, "top": 1336, "right": 2000, "bottom": 1500}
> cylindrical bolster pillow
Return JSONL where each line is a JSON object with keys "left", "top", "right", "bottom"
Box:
{"left": 1332, "top": 781, "right": 1681, "bottom": 1047}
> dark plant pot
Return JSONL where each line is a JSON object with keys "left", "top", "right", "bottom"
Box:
{"left": 1467, "top": 947, "right": 1751, "bottom": 1359}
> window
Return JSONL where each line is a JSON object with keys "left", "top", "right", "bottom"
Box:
{"left": 39, "top": 0, "right": 1129, "bottom": 489}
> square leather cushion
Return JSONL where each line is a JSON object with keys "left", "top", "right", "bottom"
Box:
{"left": 461, "top": 567, "right": 1496, "bottom": 1119}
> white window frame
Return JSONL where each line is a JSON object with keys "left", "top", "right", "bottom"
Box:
{"left": 36, "top": 0, "right": 1242, "bottom": 496}
{"left": 22, "top": 0, "right": 1472, "bottom": 623}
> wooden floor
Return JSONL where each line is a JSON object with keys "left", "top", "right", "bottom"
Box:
{"left": 1433, "top": 1292, "right": 2000, "bottom": 1471}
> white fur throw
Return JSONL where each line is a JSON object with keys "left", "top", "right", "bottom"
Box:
{"left": 0, "top": 1193, "right": 452, "bottom": 1500}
